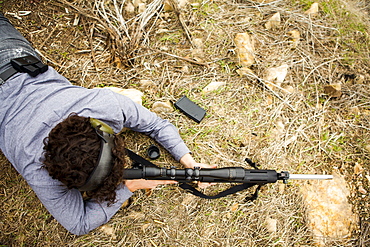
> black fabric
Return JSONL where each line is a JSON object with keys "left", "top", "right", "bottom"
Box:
{"left": 244, "top": 184, "right": 263, "bottom": 201}
{"left": 125, "top": 149, "right": 159, "bottom": 168}
{"left": 179, "top": 182, "right": 258, "bottom": 199}
{"left": 0, "top": 12, "right": 12, "bottom": 23}
{"left": 0, "top": 67, "right": 17, "bottom": 82}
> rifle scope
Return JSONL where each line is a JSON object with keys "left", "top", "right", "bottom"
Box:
{"left": 122, "top": 167, "right": 293, "bottom": 184}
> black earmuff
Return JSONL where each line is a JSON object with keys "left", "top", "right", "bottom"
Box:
{"left": 78, "top": 118, "right": 115, "bottom": 192}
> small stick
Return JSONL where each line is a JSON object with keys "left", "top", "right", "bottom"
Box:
{"left": 158, "top": 51, "right": 208, "bottom": 66}
{"left": 168, "top": 0, "right": 194, "bottom": 47}
{"left": 82, "top": 18, "right": 100, "bottom": 75}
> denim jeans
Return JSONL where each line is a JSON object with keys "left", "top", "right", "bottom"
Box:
{"left": 0, "top": 13, "right": 40, "bottom": 76}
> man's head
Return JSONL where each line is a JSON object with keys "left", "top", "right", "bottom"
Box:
{"left": 43, "top": 113, "right": 126, "bottom": 204}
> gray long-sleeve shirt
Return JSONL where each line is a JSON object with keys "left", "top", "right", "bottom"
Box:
{"left": 0, "top": 67, "right": 190, "bottom": 235}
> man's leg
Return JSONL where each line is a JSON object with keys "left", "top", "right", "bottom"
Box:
{"left": 0, "top": 13, "right": 40, "bottom": 75}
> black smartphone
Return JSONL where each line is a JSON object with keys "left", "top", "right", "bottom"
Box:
{"left": 174, "top": 96, "right": 206, "bottom": 123}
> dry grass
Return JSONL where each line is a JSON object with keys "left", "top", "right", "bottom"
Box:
{"left": 0, "top": 0, "right": 369, "bottom": 246}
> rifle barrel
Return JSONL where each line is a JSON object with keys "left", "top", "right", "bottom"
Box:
{"left": 288, "top": 174, "right": 333, "bottom": 180}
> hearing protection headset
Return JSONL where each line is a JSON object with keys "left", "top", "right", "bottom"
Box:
{"left": 78, "top": 118, "right": 115, "bottom": 191}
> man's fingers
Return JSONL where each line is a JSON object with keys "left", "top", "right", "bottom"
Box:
{"left": 198, "top": 182, "right": 216, "bottom": 189}
{"left": 196, "top": 163, "right": 218, "bottom": 169}
{"left": 158, "top": 180, "right": 178, "bottom": 185}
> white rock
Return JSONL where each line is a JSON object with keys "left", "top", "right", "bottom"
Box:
{"left": 265, "top": 12, "right": 281, "bottom": 30}
{"left": 282, "top": 85, "right": 295, "bottom": 94}
{"left": 181, "top": 65, "right": 190, "bottom": 74}
{"left": 193, "top": 38, "right": 204, "bottom": 49}
{"left": 202, "top": 81, "right": 226, "bottom": 93}
{"left": 265, "top": 217, "right": 277, "bottom": 233}
{"left": 125, "top": 2, "right": 135, "bottom": 13}
{"left": 300, "top": 172, "right": 358, "bottom": 246}
{"left": 263, "top": 64, "right": 289, "bottom": 89}
{"left": 151, "top": 101, "right": 173, "bottom": 113}
{"left": 178, "top": 0, "right": 189, "bottom": 8}
{"left": 138, "top": 3, "right": 146, "bottom": 13}
{"left": 99, "top": 225, "right": 116, "bottom": 238}
{"left": 106, "top": 87, "right": 143, "bottom": 105}
{"left": 235, "top": 32, "right": 255, "bottom": 67}
{"left": 139, "top": 79, "right": 155, "bottom": 89}
{"left": 132, "top": 0, "right": 142, "bottom": 8}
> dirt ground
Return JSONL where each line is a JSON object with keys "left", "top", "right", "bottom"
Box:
{"left": 0, "top": 0, "right": 369, "bottom": 246}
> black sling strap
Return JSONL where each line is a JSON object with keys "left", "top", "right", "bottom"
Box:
{"left": 178, "top": 182, "right": 259, "bottom": 200}
{"left": 125, "top": 148, "right": 261, "bottom": 200}
{"left": 126, "top": 148, "right": 159, "bottom": 168}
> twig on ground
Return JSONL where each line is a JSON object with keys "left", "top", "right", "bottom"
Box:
{"left": 158, "top": 51, "right": 209, "bottom": 66}
{"left": 168, "top": 0, "right": 195, "bottom": 48}
{"left": 81, "top": 18, "right": 100, "bottom": 76}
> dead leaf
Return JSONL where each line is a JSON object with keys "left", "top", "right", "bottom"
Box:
{"left": 278, "top": 183, "right": 285, "bottom": 193}
{"left": 193, "top": 38, "right": 204, "bottom": 49}
{"left": 236, "top": 67, "right": 255, "bottom": 77}
{"left": 354, "top": 163, "right": 364, "bottom": 175}
{"left": 265, "top": 95, "right": 273, "bottom": 105}
{"left": 282, "top": 85, "right": 295, "bottom": 94}
{"left": 230, "top": 203, "right": 239, "bottom": 212}
{"left": 128, "top": 211, "right": 145, "bottom": 219}
{"left": 324, "top": 84, "right": 342, "bottom": 98}
{"left": 138, "top": 3, "right": 146, "bottom": 13}
{"left": 150, "top": 239, "right": 158, "bottom": 247}
{"left": 145, "top": 189, "right": 153, "bottom": 197}
{"left": 181, "top": 194, "right": 196, "bottom": 205}
{"left": 305, "top": 2, "right": 319, "bottom": 16}
{"left": 202, "top": 81, "right": 226, "bottom": 94}
{"left": 287, "top": 30, "right": 300, "bottom": 48}
{"left": 358, "top": 185, "right": 367, "bottom": 194}
{"left": 142, "top": 223, "right": 151, "bottom": 232}
{"left": 265, "top": 217, "right": 277, "bottom": 233}
{"left": 139, "top": 79, "right": 155, "bottom": 89}
{"left": 125, "top": 2, "right": 135, "bottom": 13}
{"left": 100, "top": 225, "right": 116, "bottom": 238}
{"left": 153, "top": 219, "right": 165, "bottom": 225}
{"left": 113, "top": 56, "right": 123, "bottom": 69}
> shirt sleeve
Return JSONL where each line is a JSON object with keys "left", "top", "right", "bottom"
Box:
{"left": 27, "top": 168, "right": 133, "bottom": 236}
{"left": 106, "top": 92, "right": 191, "bottom": 161}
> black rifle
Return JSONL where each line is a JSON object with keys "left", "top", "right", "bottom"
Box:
{"left": 123, "top": 149, "right": 333, "bottom": 200}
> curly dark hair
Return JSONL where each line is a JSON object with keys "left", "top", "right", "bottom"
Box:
{"left": 42, "top": 113, "right": 127, "bottom": 205}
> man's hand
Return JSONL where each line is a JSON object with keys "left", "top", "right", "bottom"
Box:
{"left": 179, "top": 153, "right": 217, "bottom": 169}
{"left": 179, "top": 153, "right": 217, "bottom": 188}
{"left": 125, "top": 179, "right": 178, "bottom": 192}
